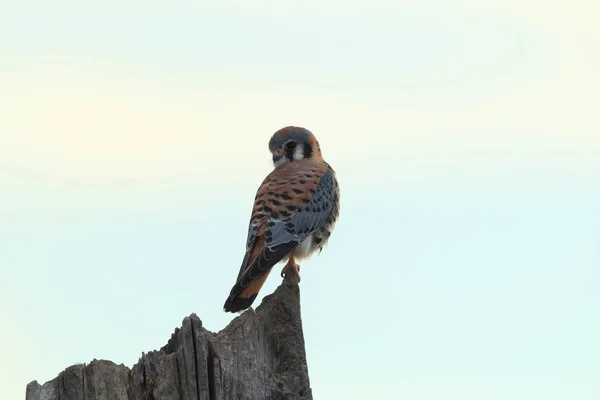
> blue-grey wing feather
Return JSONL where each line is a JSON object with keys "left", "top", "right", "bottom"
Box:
{"left": 266, "top": 169, "right": 336, "bottom": 248}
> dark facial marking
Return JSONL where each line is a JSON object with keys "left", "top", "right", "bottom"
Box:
{"left": 284, "top": 147, "right": 295, "bottom": 161}
{"left": 303, "top": 143, "right": 313, "bottom": 159}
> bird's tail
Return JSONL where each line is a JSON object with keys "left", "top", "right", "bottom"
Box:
{"left": 223, "top": 267, "right": 273, "bottom": 313}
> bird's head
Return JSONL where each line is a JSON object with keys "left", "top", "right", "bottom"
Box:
{"left": 268, "top": 126, "right": 322, "bottom": 168}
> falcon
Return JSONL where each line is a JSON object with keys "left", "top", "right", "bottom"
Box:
{"left": 223, "top": 126, "right": 340, "bottom": 313}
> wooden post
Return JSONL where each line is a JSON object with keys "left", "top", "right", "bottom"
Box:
{"left": 26, "top": 274, "right": 312, "bottom": 400}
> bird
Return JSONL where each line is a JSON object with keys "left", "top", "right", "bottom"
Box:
{"left": 223, "top": 126, "right": 340, "bottom": 313}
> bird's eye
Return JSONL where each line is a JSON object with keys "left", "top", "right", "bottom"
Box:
{"left": 286, "top": 141, "right": 297, "bottom": 150}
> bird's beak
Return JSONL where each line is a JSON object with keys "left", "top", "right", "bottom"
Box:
{"left": 273, "top": 153, "right": 282, "bottom": 163}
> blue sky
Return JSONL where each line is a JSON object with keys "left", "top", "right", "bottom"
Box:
{"left": 1, "top": 1, "right": 599, "bottom": 399}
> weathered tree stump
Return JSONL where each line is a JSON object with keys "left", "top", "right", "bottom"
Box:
{"left": 25, "top": 274, "right": 312, "bottom": 400}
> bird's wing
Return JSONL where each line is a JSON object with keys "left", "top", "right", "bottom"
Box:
{"left": 223, "top": 160, "right": 337, "bottom": 312}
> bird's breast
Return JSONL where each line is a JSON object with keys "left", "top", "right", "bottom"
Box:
{"left": 292, "top": 234, "right": 318, "bottom": 260}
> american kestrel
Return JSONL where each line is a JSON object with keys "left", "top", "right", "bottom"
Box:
{"left": 223, "top": 126, "right": 340, "bottom": 313}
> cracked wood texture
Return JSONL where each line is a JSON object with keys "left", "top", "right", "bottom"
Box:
{"left": 25, "top": 274, "right": 312, "bottom": 400}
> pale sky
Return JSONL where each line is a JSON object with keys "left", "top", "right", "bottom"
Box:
{"left": 1, "top": 1, "right": 599, "bottom": 399}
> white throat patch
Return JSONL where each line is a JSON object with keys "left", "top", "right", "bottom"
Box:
{"left": 274, "top": 157, "right": 288, "bottom": 168}
{"left": 293, "top": 145, "right": 305, "bottom": 161}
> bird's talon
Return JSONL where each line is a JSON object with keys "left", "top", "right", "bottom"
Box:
{"left": 281, "top": 260, "right": 301, "bottom": 282}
